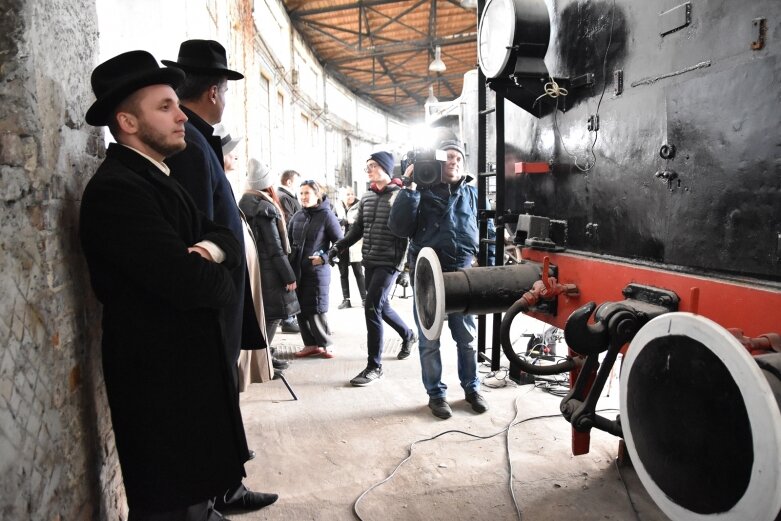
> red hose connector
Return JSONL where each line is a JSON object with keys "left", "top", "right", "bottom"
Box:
{"left": 727, "top": 328, "right": 781, "bottom": 356}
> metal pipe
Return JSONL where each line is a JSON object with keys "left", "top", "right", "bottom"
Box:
{"left": 442, "top": 264, "right": 542, "bottom": 315}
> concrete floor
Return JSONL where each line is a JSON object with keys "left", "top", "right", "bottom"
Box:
{"left": 235, "top": 272, "right": 671, "bottom": 521}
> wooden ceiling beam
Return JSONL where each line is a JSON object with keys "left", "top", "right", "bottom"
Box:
{"left": 358, "top": 71, "right": 469, "bottom": 91}
{"left": 325, "top": 32, "right": 475, "bottom": 65}
{"left": 368, "top": 0, "right": 429, "bottom": 39}
{"left": 289, "top": 0, "right": 408, "bottom": 18}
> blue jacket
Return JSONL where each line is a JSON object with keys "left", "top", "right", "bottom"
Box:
{"left": 288, "top": 196, "right": 343, "bottom": 314}
{"left": 388, "top": 177, "right": 479, "bottom": 271}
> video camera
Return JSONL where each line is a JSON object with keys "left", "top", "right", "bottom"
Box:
{"left": 400, "top": 148, "right": 448, "bottom": 189}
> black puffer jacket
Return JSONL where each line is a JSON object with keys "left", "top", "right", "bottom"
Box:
{"left": 238, "top": 192, "right": 300, "bottom": 321}
{"left": 336, "top": 180, "right": 408, "bottom": 270}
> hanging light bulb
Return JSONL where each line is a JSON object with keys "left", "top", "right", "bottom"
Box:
{"left": 428, "top": 46, "right": 446, "bottom": 73}
{"left": 426, "top": 85, "right": 438, "bottom": 104}
{"left": 461, "top": 0, "right": 478, "bottom": 9}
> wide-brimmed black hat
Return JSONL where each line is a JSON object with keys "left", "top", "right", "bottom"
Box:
{"left": 85, "top": 50, "right": 185, "bottom": 126}
{"left": 162, "top": 39, "right": 244, "bottom": 80}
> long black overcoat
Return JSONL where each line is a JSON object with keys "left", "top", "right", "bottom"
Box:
{"left": 166, "top": 107, "right": 264, "bottom": 363}
{"left": 287, "top": 196, "right": 342, "bottom": 314}
{"left": 238, "top": 193, "right": 300, "bottom": 320}
{"left": 79, "top": 144, "right": 248, "bottom": 511}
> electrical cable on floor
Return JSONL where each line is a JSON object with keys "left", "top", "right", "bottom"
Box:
{"left": 352, "top": 388, "right": 559, "bottom": 521}
{"left": 352, "top": 399, "right": 629, "bottom": 520}
{"left": 478, "top": 358, "right": 516, "bottom": 388}
{"left": 532, "top": 357, "right": 571, "bottom": 396}
{"left": 614, "top": 457, "right": 642, "bottom": 521}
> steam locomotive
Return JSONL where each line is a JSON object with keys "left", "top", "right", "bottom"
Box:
{"left": 418, "top": 0, "right": 781, "bottom": 519}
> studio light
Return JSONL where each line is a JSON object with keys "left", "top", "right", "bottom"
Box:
{"left": 426, "top": 85, "right": 438, "bottom": 104}
{"left": 428, "top": 46, "right": 446, "bottom": 73}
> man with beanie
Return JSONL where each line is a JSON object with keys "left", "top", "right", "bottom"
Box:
{"left": 163, "top": 39, "right": 278, "bottom": 513}
{"left": 79, "top": 50, "right": 246, "bottom": 520}
{"left": 388, "top": 132, "right": 489, "bottom": 420}
{"left": 330, "top": 151, "right": 417, "bottom": 386}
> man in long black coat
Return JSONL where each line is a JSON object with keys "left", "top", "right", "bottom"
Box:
{"left": 163, "top": 40, "right": 264, "bottom": 381}
{"left": 80, "top": 51, "right": 248, "bottom": 520}
{"left": 162, "top": 39, "right": 278, "bottom": 513}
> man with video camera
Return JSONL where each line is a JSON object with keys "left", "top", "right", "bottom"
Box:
{"left": 388, "top": 133, "right": 489, "bottom": 420}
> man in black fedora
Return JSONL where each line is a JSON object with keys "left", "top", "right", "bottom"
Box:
{"left": 163, "top": 39, "right": 278, "bottom": 514}
{"left": 80, "top": 50, "right": 248, "bottom": 520}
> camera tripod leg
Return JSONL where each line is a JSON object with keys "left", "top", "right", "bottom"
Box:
{"left": 277, "top": 372, "right": 298, "bottom": 401}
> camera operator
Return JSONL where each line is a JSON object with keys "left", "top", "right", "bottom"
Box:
{"left": 388, "top": 136, "right": 489, "bottom": 420}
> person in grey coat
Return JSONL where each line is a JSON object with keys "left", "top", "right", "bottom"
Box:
{"left": 238, "top": 159, "right": 301, "bottom": 346}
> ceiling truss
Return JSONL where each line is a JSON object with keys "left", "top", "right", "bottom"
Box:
{"left": 282, "top": 0, "right": 478, "bottom": 121}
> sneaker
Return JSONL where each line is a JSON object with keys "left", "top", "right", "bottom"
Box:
{"left": 428, "top": 397, "right": 452, "bottom": 419}
{"left": 338, "top": 299, "right": 351, "bottom": 309}
{"left": 465, "top": 391, "right": 489, "bottom": 413}
{"left": 281, "top": 318, "right": 300, "bottom": 334}
{"left": 350, "top": 366, "right": 383, "bottom": 386}
{"left": 272, "top": 357, "right": 289, "bottom": 370}
{"left": 398, "top": 332, "right": 418, "bottom": 360}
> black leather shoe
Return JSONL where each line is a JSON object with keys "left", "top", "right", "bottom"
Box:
{"left": 428, "top": 397, "right": 452, "bottom": 419}
{"left": 272, "top": 357, "right": 289, "bottom": 370}
{"left": 215, "top": 488, "right": 278, "bottom": 513}
{"left": 465, "top": 391, "right": 489, "bottom": 413}
{"left": 207, "top": 509, "right": 232, "bottom": 521}
{"left": 248, "top": 449, "right": 256, "bottom": 460}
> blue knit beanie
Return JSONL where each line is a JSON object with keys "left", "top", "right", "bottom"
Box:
{"left": 368, "top": 151, "right": 395, "bottom": 177}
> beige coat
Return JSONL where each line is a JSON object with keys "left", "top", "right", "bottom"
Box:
{"left": 238, "top": 219, "right": 273, "bottom": 391}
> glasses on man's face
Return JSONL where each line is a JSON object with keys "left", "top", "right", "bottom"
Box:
{"left": 364, "top": 163, "right": 379, "bottom": 173}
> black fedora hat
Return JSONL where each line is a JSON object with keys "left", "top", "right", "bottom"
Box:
{"left": 162, "top": 39, "right": 244, "bottom": 80}
{"left": 86, "top": 50, "right": 184, "bottom": 126}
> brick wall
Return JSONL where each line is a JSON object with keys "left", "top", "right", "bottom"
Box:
{"left": 0, "top": 1, "right": 126, "bottom": 519}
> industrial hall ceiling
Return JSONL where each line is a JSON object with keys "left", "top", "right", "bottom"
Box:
{"left": 281, "top": 0, "right": 479, "bottom": 122}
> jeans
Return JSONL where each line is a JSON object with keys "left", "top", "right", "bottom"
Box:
{"left": 364, "top": 265, "right": 413, "bottom": 369}
{"left": 411, "top": 255, "right": 479, "bottom": 399}
{"left": 413, "top": 299, "right": 479, "bottom": 399}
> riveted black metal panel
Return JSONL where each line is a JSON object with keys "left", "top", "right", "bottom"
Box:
{"left": 490, "top": 0, "right": 781, "bottom": 281}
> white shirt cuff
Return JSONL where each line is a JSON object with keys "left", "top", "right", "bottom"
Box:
{"left": 195, "top": 240, "right": 225, "bottom": 264}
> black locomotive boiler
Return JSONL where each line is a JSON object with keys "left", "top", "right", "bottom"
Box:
{"left": 416, "top": 1, "right": 781, "bottom": 519}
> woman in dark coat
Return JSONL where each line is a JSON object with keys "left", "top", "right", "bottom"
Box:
{"left": 238, "top": 159, "right": 301, "bottom": 346}
{"left": 287, "top": 180, "right": 343, "bottom": 358}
